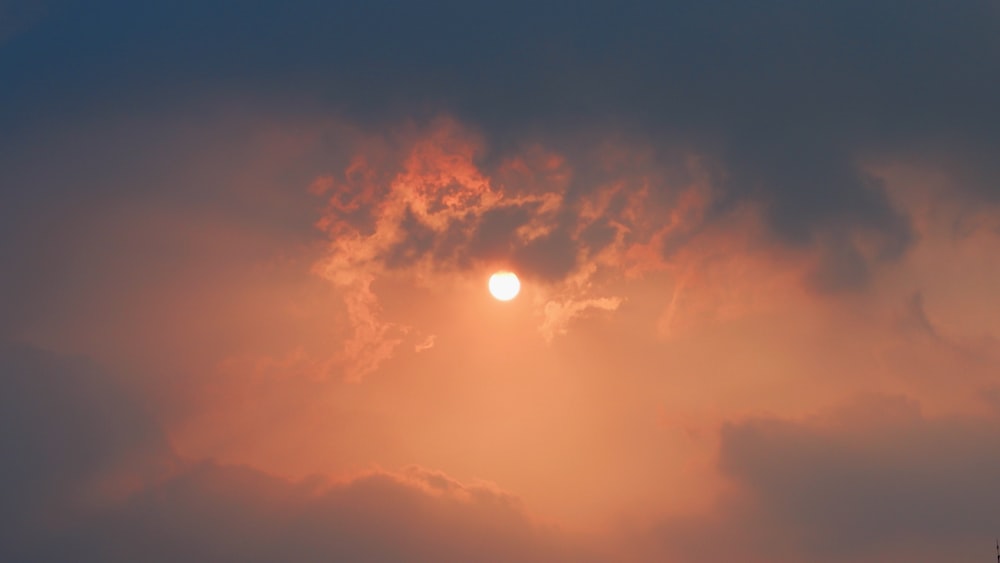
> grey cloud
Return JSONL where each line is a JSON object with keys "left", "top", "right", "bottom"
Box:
{"left": 578, "top": 220, "right": 617, "bottom": 254}
{"left": 0, "top": 343, "right": 175, "bottom": 559}
{"left": 0, "top": 343, "right": 599, "bottom": 562}
{"left": 512, "top": 229, "right": 579, "bottom": 282}
{"left": 383, "top": 207, "right": 439, "bottom": 269}
{"left": 805, "top": 234, "right": 874, "bottom": 293}
{"left": 650, "top": 394, "right": 1000, "bottom": 562}
{"left": 0, "top": 113, "right": 325, "bottom": 340}
{"left": 725, "top": 404, "right": 1000, "bottom": 556}
{"left": 78, "top": 464, "right": 595, "bottom": 563}
{"left": 895, "top": 292, "right": 940, "bottom": 340}
{"left": 4, "top": 0, "right": 998, "bottom": 294}
{"left": 467, "top": 205, "right": 536, "bottom": 262}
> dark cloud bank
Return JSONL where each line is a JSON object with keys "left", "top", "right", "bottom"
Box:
{"left": 4, "top": 344, "right": 999, "bottom": 561}
{"left": 0, "top": 343, "right": 595, "bottom": 562}
{"left": 650, "top": 394, "right": 1000, "bottom": 562}
{"left": 2, "top": 0, "right": 999, "bottom": 294}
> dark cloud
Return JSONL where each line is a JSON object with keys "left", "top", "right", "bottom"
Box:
{"left": 3, "top": 0, "right": 998, "bottom": 292}
{"left": 579, "top": 220, "right": 617, "bottom": 254}
{"left": 467, "top": 205, "right": 536, "bottom": 262}
{"left": 895, "top": 292, "right": 941, "bottom": 340}
{"left": 383, "top": 207, "right": 439, "bottom": 269}
{"left": 0, "top": 112, "right": 325, "bottom": 340}
{"left": 17, "top": 462, "right": 596, "bottom": 562}
{"left": 80, "top": 464, "right": 594, "bottom": 563}
{"left": 805, "top": 234, "right": 874, "bottom": 293}
{"left": 0, "top": 343, "right": 175, "bottom": 559}
{"left": 648, "top": 394, "right": 1000, "bottom": 562}
{"left": 0, "top": 343, "right": 598, "bottom": 562}
{"left": 512, "top": 229, "right": 579, "bottom": 282}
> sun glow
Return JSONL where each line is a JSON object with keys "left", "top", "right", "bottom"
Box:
{"left": 488, "top": 271, "right": 521, "bottom": 301}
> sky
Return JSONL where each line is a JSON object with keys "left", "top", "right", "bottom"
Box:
{"left": 2, "top": 1, "right": 1000, "bottom": 561}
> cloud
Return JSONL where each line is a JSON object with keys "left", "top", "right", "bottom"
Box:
{"left": 335, "top": 274, "right": 411, "bottom": 382}
{"left": 0, "top": 343, "right": 177, "bottom": 557}
{"left": 305, "top": 110, "right": 960, "bottom": 377}
{"left": 11, "top": 0, "right": 1000, "bottom": 262}
{"left": 2, "top": 7, "right": 1000, "bottom": 562}
{"left": 6, "top": 1, "right": 998, "bottom": 298}
{"left": 644, "top": 394, "right": 1000, "bottom": 562}
{"left": 0, "top": 342, "right": 599, "bottom": 562}
{"left": 540, "top": 297, "right": 623, "bottom": 343}
{"left": 312, "top": 118, "right": 660, "bottom": 377}
{"left": 894, "top": 292, "right": 940, "bottom": 341}
{"left": 414, "top": 334, "right": 436, "bottom": 353}
{"left": 73, "top": 463, "right": 596, "bottom": 563}
{"left": 6, "top": 2, "right": 1000, "bottom": 381}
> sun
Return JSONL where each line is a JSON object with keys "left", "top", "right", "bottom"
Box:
{"left": 488, "top": 271, "right": 521, "bottom": 301}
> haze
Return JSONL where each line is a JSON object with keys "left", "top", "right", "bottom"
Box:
{"left": 2, "top": 2, "right": 999, "bottom": 561}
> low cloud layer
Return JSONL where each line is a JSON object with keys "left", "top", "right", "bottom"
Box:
{"left": 7, "top": 344, "right": 999, "bottom": 562}
{"left": 0, "top": 343, "right": 595, "bottom": 563}
{"left": 649, "top": 394, "right": 1000, "bottom": 562}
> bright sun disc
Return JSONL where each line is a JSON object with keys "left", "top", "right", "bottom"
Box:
{"left": 488, "top": 271, "right": 520, "bottom": 301}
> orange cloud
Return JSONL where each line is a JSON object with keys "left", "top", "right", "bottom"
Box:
{"left": 310, "top": 117, "right": 722, "bottom": 380}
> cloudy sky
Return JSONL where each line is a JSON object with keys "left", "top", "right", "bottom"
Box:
{"left": 2, "top": 1, "right": 1000, "bottom": 561}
